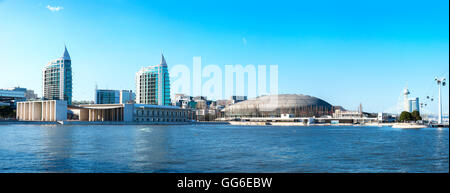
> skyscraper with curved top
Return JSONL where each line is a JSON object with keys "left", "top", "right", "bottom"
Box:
{"left": 135, "top": 54, "right": 171, "bottom": 105}
{"left": 42, "top": 46, "right": 73, "bottom": 105}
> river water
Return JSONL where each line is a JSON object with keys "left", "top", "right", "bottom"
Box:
{"left": 0, "top": 124, "right": 448, "bottom": 173}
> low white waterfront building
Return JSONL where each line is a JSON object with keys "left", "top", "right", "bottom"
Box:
{"left": 71, "top": 103, "right": 194, "bottom": 123}
{"left": 73, "top": 104, "right": 134, "bottom": 122}
{"left": 132, "top": 104, "right": 194, "bottom": 122}
{"left": 16, "top": 100, "right": 67, "bottom": 121}
{"left": 16, "top": 100, "right": 194, "bottom": 123}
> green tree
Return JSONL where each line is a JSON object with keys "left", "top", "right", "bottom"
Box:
{"left": 399, "top": 111, "right": 412, "bottom": 122}
{"left": 411, "top": 110, "right": 422, "bottom": 121}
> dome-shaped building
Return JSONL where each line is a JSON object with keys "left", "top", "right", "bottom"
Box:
{"left": 224, "top": 94, "right": 334, "bottom": 117}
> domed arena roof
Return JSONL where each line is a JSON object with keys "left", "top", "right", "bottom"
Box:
{"left": 224, "top": 94, "right": 333, "bottom": 117}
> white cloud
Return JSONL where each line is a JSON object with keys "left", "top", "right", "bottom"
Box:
{"left": 47, "top": 5, "right": 63, "bottom": 12}
{"left": 242, "top": 37, "right": 247, "bottom": 45}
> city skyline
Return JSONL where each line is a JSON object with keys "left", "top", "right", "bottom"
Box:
{"left": 0, "top": 0, "right": 448, "bottom": 114}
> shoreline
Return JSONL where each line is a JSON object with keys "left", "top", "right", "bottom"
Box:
{"left": 1, "top": 120, "right": 446, "bottom": 128}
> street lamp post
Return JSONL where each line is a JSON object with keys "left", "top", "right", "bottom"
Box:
{"left": 435, "top": 77, "right": 446, "bottom": 124}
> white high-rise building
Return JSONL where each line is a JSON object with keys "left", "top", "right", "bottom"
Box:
{"left": 403, "top": 87, "right": 420, "bottom": 113}
{"left": 42, "top": 46, "right": 73, "bottom": 105}
{"left": 135, "top": 54, "right": 171, "bottom": 105}
{"left": 403, "top": 87, "right": 410, "bottom": 112}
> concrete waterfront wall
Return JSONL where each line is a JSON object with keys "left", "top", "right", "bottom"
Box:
{"left": 58, "top": 120, "right": 195, "bottom": 125}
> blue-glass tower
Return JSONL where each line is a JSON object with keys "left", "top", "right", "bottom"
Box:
{"left": 135, "top": 54, "right": 171, "bottom": 105}
{"left": 42, "top": 46, "right": 72, "bottom": 105}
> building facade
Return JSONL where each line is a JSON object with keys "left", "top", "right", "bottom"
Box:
{"left": 403, "top": 87, "right": 420, "bottom": 113}
{"left": 16, "top": 100, "right": 67, "bottom": 121}
{"left": 231, "top": 96, "right": 247, "bottom": 104}
{"left": 132, "top": 104, "right": 194, "bottom": 122}
{"left": 119, "top": 90, "right": 135, "bottom": 104}
{"left": 0, "top": 87, "right": 38, "bottom": 106}
{"left": 42, "top": 46, "right": 73, "bottom": 105}
{"left": 95, "top": 89, "right": 118, "bottom": 104}
{"left": 70, "top": 103, "right": 194, "bottom": 123}
{"left": 224, "top": 94, "right": 334, "bottom": 118}
{"left": 0, "top": 88, "right": 26, "bottom": 104}
{"left": 136, "top": 54, "right": 170, "bottom": 105}
{"left": 17, "top": 102, "right": 194, "bottom": 123}
{"left": 408, "top": 97, "right": 420, "bottom": 113}
{"left": 95, "top": 89, "right": 135, "bottom": 104}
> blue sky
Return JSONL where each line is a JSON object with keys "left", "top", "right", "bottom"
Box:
{"left": 0, "top": 0, "right": 448, "bottom": 114}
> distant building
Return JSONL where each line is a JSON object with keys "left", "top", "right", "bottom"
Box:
{"left": 95, "top": 89, "right": 118, "bottom": 104}
{"left": 333, "top": 109, "right": 363, "bottom": 118}
{"left": 377, "top": 112, "right": 396, "bottom": 123}
{"left": 172, "top": 94, "right": 196, "bottom": 109}
{"left": 281, "top": 114, "right": 294, "bottom": 119}
{"left": 403, "top": 87, "right": 410, "bottom": 112}
{"left": 171, "top": 94, "right": 223, "bottom": 121}
{"left": 195, "top": 109, "right": 217, "bottom": 121}
{"left": 95, "top": 89, "right": 135, "bottom": 104}
{"left": 224, "top": 94, "right": 333, "bottom": 118}
{"left": 408, "top": 97, "right": 420, "bottom": 113}
{"left": 0, "top": 87, "right": 38, "bottom": 106}
{"left": 42, "top": 46, "right": 72, "bottom": 105}
{"left": 403, "top": 87, "right": 420, "bottom": 113}
{"left": 194, "top": 96, "right": 207, "bottom": 101}
{"left": 120, "top": 90, "right": 135, "bottom": 104}
{"left": 216, "top": 99, "right": 234, "bottom": 107}
{"left": 25, "top": 89, "right": 38, "bottom": 100}
{"left": 0, "top": 87, "right": 26, "bottom": 103}
{"left": 231, "top": 96, "right": 247, "bottom": 104}
{"left": 136, "top": 54, "right": 170, "bottom": 105}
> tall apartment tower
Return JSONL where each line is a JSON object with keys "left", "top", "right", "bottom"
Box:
{"left": 403, "top": 87, "right": 410, "bottom": 112}
{"left": 135, "top": 54, "right": 171, "bottom": 105}
{"left": 42, "top": 46, "right": 73, "bottom": 105}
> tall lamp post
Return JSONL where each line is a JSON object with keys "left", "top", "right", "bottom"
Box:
{"left": 435, "top": 77, "right": 446, "bottom": 124}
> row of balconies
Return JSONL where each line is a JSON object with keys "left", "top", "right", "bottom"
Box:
{"left": 135, "top": 109, "right": 190, "bottom": 117}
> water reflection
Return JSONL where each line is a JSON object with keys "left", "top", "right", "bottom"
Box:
{"left": 131, "top": 126, "right": 170, "bottom": 172}
{"left": 431, "top": 128, "right": 449, "bottom": 171}
{"left": 0, "top": 124, "right": 448, "bottom": 173}
{"left": 38, "top": 125, "right": 74, "bottom": 172}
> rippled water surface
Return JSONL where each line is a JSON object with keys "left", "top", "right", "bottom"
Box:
{"left": 0, "top": 124, "right": 448, "bottom": 173}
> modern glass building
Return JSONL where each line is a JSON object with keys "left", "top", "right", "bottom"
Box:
{"left": 119, "top": 90, "right": 135, "bottom": 104}
{"left": 135, "top": 54, "right": 171, "bottom": 105}
{"left": 95, "top": 89, "right": 135, "bottom": 104}
{"left": 42, "top": 46, "right": 72, "bottom": 105}
{"left": 95, "top": 89, "right": 119, "bottom": 104}
{"left": 408, "top": 97, "right": 420, "bottom": 113}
